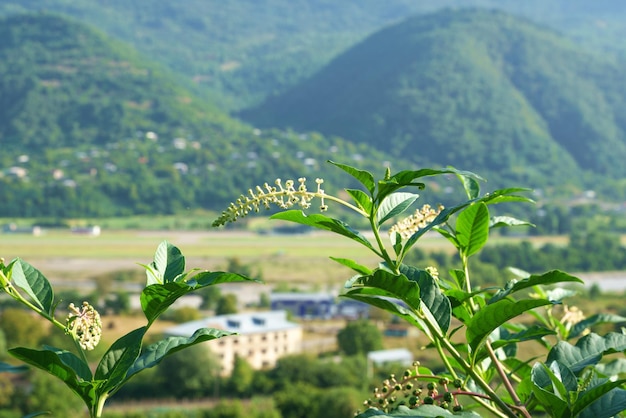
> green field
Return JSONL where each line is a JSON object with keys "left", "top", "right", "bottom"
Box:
{"left": 0, "top": 226, "right": 574, "bottom": 287}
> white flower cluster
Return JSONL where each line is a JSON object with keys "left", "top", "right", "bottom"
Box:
{"left": 389, "top": 204, "right": 444, "bottom": 240}
{"left": 66, "top": 301, "right": 102, "bottom": 351}
{"left": 213, "top": 177, "right": 327, "bottom": 226}
{"left": 561, "top": 304, "right": 588, "bottom": 335}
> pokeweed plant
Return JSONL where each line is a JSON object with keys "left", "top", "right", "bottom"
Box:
{"left": 0, "top": 241, "right": 259, "bottom": 417}
{"left": 213, "top": 161, "right": 626, "bottom": 418}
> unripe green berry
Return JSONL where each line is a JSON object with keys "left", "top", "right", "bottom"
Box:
{"left": 427, "top": 382, "right": 436, "bottom": 391}
{"left": 394, "top": 384, "right": 402, "bottom": 391}
{"left": 424, "top": 396, "right": 434, "bottom": 404}
{"left": 453, "top": 379, "right": 463, "bottom": 388}
{"left": 443, "top": 392, "right": 453, "bottom": 402}
{"left": 453, "top": 405, "right": 464, "bottom": 412}
{"left": 439, "top": 377, "right": 450, "bottom": 385}
{"left": 405, "top": 383, "right": 413, "bottom": 390}
{"left": 409, "top": 396, "right": 419, "bottom": 406}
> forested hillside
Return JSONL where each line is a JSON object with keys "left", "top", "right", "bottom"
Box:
{"left": 0, "top": 13, "right": 398, "bottom": 218}
{"left": 2, "top": 1, "right": 626, "bottom": 110}
{"left": 242, "top": 9, "right": 626, "bottom": 190}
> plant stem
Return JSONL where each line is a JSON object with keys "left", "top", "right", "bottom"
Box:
{"left": 93, "top": 393, "right": 108, "bottom": 418}
{"left": 323, "top": 194, "right": 369, "bottom": 217}
{"left": 485, "top": 341, "right": 531, "bottom": 418}
{"left": 438, "top": 333, "right": 518, "bottom": 417}
{"left": 433, "top": 337, "right": 458, "bottom": 380}
{"left": 369, "top": 216, "right": 394, "bottom": 267}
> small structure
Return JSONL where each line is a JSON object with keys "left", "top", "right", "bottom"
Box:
{"left": 164, "top": 310, "right": 302, "bottom": 375}
{"left": 270, "top": 292, "right": 335, "bottom": 319}
{"left": 336, "top": 299, "right": 370, "bottom": 319}
{"left": 2, "top": 223, "right": 42, "bottom": 236}
{"left": 71, "top": 225, "right": 101, "bottom": 236}
{"left": 367, "top": 348, "right": 414, "bottom": 367}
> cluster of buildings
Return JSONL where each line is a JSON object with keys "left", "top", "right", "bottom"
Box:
{"left": 164, "top": 292, "right": 413, "bottom": 376}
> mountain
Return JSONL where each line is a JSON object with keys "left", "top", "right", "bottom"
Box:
{"left": 2, "top": 1, "right": 626, "bottom": 110}
{"left": 240, "top": 9, "right": 626, "bottom": 188}
{"left": 0, "top": 13, "right": 399, "bottom": 218}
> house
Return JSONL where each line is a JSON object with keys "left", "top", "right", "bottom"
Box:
{"left": 163, "top": 310, "right": 302, "bottom": 375}
{"left": 270, "top": 292, "right": 335, "bottom": 319}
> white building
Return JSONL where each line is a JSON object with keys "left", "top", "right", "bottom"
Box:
{"left": 164, "top": 310, "right": 302, "bottom": 375}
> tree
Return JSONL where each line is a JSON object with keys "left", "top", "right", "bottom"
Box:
{"left": 200, "top": 286, "right": 222, "bottom": 310}
{"left": 216, "top": 294, "right": 238, "bottom": 315}
{"left": 337, "top": 320, "right": 383, "bottom": 356}
{"left": 273, "top": 383, "right": 321, "bottom": 418}
{"left": 0, "top": 308, "right": 48, "bottom": 348}
{"left": 26, "top": 371, "right": 86, "bottom": 416}
{"left": 228, "top": 354, "right": 255, "bottom": 396}
{"left": 315, "top": 387, "right": 365, "bottom": 418}
{"left": 266, "top": 354, "right": 320, "bottom": 390}
{"left": 156, "top": 344, "right": 221, "bottom": 398}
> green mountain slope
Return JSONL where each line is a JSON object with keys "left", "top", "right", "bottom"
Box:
{"left": 0, "top": 13, "right": 398, "bottom": 218}
{"left": 3, "top": 1, "right": 626, "bottom": 110}
{"left": 241, "top": 9, "right": 626, "bottom": 186}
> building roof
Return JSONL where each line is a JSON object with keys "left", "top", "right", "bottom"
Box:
{"left": 367, "top": 348, "right": 413, "bottom": 365}
{"left": 163, "top": 310, "right": 299, "bottom": 337}
{"left": 270, "top": 292, "right": 335, "bottom": 302}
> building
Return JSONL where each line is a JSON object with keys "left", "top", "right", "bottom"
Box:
{"left": 270, "top": 292, "right": 370, "bottom": 319}
{"left": 270, "top": 292, "right": 335, "bottom": 319}
{"left": 367, "top": 348, "right": 414, "bottom": 367}
{"left": 163, "top": 310, "right": 302, "bottom": 375}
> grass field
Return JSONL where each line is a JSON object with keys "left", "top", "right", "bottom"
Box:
{"left": 0, "top": 228, "right": 576, "bottom": 286}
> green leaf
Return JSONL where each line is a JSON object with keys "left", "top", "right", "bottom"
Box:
{"left": 147, "top": 241, "right": 185, "bottom": 285}
{"left": 10, "top": 259, "right": 54, "bottom": 314}
{"left": 0, "top": 361, "right": 28, "bottom": 373}
{"left": 328, "top": 160, "right": 375, "bottom": 194}
{"left": 346, "top": 188, "right": 373, "bottom": 213}
{"left": 595, "top": 358, "right": 626, "bottom": 377}
{"left": 346, "top": 269, "right": 421, "bottom": 311}
{"left": 141, "top": 272, "right": 259, "bottom": 325}
{"left": 530, "top": 363, "right": 571, "bottom": 418}
{"left": 456, "top": 171, "right": 481, "bottom": 199}
{"left": 42, "top": 345, "right": 92, "bottom": 381}
{"left": 455, "top": 202, "right": 489, "bottom": 258}
{"left": 141, "top": 282, "right": 191, "bottom": 325}
{"left": 9, "top": 347, "right": 96, "bottom": 407}
{"left": 489, "top": 216, "right": 534, "bottom": 229}
{"left": 489, "top": 270, "right": 583, "bottom": 305}
{"left": 342, "top": 291, "right": 426, "bottom": 336}
{"left": 126, "top": 327, "right": 233, "bottom": 381}
{"left": 574, "top": 377, "right": 626, "bottom": 417}
{"left": 190, "top": 271, "right": 261, "bottom": 287}
{"left": 375, "top": 167, "right": 481, "bottom": 205}
{"left": 270, "top": 210, "right": 375, "bottom": 251}
{"left": 568, "top": 313, "right": 626, "bottom": 339}
{"left": 330, "top": 257, "right": 372, "bottom": 275}
{"left": 466, "top": 298, "right": 555, "bottom": 354}
{"left": 400, "top": 265, "right": 451, "bottom": 334}
{"left": 95, "top": 327, "right": 146, "bottom": 394}
{"left": 476, "top": 325, "right": 555, "bottom": 362}
{"left": 376, "top": 192, "right": 419, "bottom": 226}
{"left": 547, "top": 332, "right": 626, "bottom": 373}
{"left": 481, "top": 188, "right": 534, "bottom": 205}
